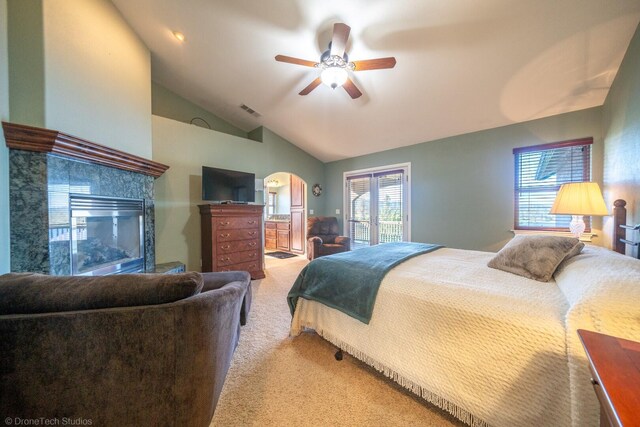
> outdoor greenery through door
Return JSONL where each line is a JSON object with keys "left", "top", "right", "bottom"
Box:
{"left": 344, "top": 164, "right": 410, "bottom": 249}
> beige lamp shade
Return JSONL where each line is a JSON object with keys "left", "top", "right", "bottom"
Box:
{"left": 550, "top": 182, "right": 609, "bottom": 216}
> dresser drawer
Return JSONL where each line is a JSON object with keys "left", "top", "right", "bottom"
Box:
{"left": 218, "top": 239, "right": 259, "bottom": 253}
{"left": 209, "top": 206, "right": 263, "bottom": 216}
{"left": 276, "top": 222, "right": 290, "bottom": 230}
{"left": 218, "top": 259, "right": 262, "bottom": 274}
{"left": 216, "top": 216, "right": 260, "bottom": 230}
{"left": 217, "top": 249, "right": 260, "bottom": 267}
{"left": 265, "top": 222, "right": 277, "bottom": 229}
{"left": 265, "top": 229, "right": 277, "bottom": 239}
{"left": 217, "top": 229, "right": 260, "bottom": 242}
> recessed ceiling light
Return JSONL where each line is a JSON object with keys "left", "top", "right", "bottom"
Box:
{"left": 172, "top": 31, "right": 185, "bottom": 42}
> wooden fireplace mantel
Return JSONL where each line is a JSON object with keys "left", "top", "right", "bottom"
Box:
{"left": 2, "top": 122, "right": 169, "bottom": 178}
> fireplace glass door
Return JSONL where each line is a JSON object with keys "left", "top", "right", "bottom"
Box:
{"left": 70, "top": 196, "right": 145, "bottom": 275}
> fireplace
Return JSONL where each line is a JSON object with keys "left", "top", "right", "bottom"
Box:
{"left": 70, "top": 196, "right": 145, "bottom": 275}
{"left": 4, "top": 122, "right": 170, "bottom": 275}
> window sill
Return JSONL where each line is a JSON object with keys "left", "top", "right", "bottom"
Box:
{"left": 510, "top": 229, "right": 596, "bottom": 242}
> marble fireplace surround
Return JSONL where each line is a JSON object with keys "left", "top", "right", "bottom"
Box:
{"left": 3, "top": 122, "right": 169, "bottom": 275}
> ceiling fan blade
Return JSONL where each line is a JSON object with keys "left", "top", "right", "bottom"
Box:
{"left": 343, "top": 78, "right": 362, "bottom": 99}
{"left": 299, "top": 78, "right": 322, "bottom": 95}
{"left": 352, "top": 57, "right": 397, "bottom": 71}
{"left": 330, "top": 23, "right": 351, "bottom": 57}
{"left": 275, "top": 55, "right": 318, "bottom": 68}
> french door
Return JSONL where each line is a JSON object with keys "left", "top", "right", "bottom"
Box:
{"left": 344, "top": 164, "right": 410, "bottom": 248}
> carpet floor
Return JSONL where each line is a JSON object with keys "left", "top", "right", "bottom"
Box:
{"left": 211, "top": 255, "right": 464, "bottom": 427}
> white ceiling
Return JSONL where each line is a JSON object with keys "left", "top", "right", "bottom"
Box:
{"left": 112, "top": 0, "right": 640, "bottom": 162}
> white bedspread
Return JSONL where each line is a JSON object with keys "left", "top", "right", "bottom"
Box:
{"left": 290, "top": 246, "right": 640, "bottom": 427}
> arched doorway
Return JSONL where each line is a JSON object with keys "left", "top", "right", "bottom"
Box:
{"left": 262, "top": 172, "right": 307, "bottom": 256}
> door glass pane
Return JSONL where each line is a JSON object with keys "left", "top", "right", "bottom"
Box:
{"left": 347, "top": 176, "right": 371, "bottom": 249}
{"left": 377, "top": 172, "right": 403, "bottom": 243}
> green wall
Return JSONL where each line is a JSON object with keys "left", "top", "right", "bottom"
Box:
{"left": 602, "top": 24, "right": 640, "bottom": 252}
{"left": 152, "top": 115, "right": 325, "bottom": 271}
{"left": 324, "top": 107, "right": 604, "bottom": 252}
{"left": 7, "top": 0, "right": 152, "bottom": 158}
{"left": 0, "top": 0, "right": 9, "bottom": 273}
{"left": 7, "top": 0, "right": 44, "bottom": 126}
{"left": 152, "top": 81, "right": 247, "bottom": 138}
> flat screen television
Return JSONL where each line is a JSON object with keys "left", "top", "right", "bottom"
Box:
{"left": 202, "top": 166, "right": 256, "bottom": 203}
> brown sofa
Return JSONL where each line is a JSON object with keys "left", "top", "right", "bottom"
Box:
{"left": 307, "top": 216, "right": 351, "bottom": 260}
{"left": 0, "top": 270, "right": 251, "bottom": 427}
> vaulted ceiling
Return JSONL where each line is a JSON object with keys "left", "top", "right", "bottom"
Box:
{"left": 112, "top": 0, "right": 640, "bottom": 162}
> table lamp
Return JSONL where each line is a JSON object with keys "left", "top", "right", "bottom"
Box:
{"left": 550, "top": 182, "right": 609, "bottom": 238}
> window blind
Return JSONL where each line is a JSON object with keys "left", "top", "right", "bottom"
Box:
{"left": 514, "top": 138, "right": 592, "bottom": 231}
{"left": 376, "top": 170, "right": 404, "bottom": 243}
{"left": 346, "top": 175, "right": 371, "bottom": 243}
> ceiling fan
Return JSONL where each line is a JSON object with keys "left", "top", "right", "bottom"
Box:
{"left": 275, "top": 23, "right": 396, "bottom": 99}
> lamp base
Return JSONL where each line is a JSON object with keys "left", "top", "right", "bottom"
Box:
{"left": 569, "top": 215, "right": 585, "bottom": 239}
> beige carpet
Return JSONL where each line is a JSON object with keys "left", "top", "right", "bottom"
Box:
{"left": 211, "top": 256, "right": 464, "bottom": 427}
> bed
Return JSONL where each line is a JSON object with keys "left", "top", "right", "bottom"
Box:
{"left": 288, "top": 201, "right": 640, "bottom": 427}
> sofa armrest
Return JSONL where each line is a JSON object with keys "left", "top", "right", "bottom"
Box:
{"left": 335, "top": 236, "right": 351, "bottom": 250}
{"left": 202, "top": 271, "right": 251, "bottom": 326}
{"left": 201, "top": 271, "right": 250, "bottom": 291}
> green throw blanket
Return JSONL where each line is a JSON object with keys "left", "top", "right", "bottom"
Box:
{"left": 287, "top": 242, "right": 442, "bottom": 324}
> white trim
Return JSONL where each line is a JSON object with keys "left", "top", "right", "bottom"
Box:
{"left": 342, "top": 162, "right": 412, "bottom": 243}
{"left": 510, "top": 229, "right": 596, "bottom": 242}
{"left": 342, "top": 162, "right": 412, "bottom": 177}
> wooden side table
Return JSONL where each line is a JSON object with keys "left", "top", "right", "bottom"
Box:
{"left": 578, "top": 329, "right": 640, "bottom": 427}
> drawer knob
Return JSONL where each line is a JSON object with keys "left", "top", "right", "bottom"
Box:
{"left": 248, "top": 231, "right": 257, "bottom": 236}
{"left": 222, "top": 245, "right": 230, "bottom": 250}
{"left": 248, "top": 242, "right": 256, "bottom": 247}
{"left": 219, "top": 257, "right": 231, "bottom": 261}
{"left": 221, "top": 233, "right": 230, "bottom": 238}
{"left": 220, "top": 221, "right": 230, "bottom": 225}
{"left": 248, "top": 220, "right": 256, "bottom": 224}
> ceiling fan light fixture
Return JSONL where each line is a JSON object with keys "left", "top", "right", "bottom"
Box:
{"left": 321, "top": 67, "right": 348, "bottom": 89}
{"left": 275, "top": 22, "right": 395, "bottom": 98}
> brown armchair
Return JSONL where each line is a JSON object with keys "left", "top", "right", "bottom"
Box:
{"left": 307, "top": 216, "right": 351, "bottom": 260}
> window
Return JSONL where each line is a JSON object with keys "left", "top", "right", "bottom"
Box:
{"left": 344, "top": 164, "right": 410, "bottom": 248}
{"left": 267, "top": 192, "right": 276, "bottom": 215}
{"left": 514, "top": 138, "right": 592, "bottom": 231}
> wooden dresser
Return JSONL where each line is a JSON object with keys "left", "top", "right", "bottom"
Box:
{"left": 578, "top": 329, "right": 640, "bottom": 427}
{"left": 199, "top": 204, "right": 265, "bottom": 279}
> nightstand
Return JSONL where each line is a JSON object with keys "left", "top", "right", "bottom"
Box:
{"left": 578, "top": 329, "right": 640, "bottom": 427}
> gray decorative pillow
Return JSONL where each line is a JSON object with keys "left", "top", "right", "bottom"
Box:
{"left": 487, "top": 235, "right": 584, "bottom": 282}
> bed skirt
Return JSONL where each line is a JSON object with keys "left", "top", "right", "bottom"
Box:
{"left": 297, "top": 323, "right": 491, "bottom": 427}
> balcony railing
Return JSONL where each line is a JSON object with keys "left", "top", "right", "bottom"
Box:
{"left": 350, "top": 220, "right": 403, "bottom": 248}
